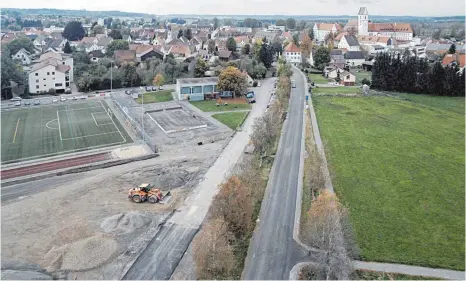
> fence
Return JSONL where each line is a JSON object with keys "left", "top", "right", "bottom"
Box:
{"left": 110, "top": 98, "right": 158, "bottom": 153}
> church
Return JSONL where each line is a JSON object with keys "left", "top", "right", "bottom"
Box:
{"left": 344, "top": 7, "right": 413, "bottom": 41}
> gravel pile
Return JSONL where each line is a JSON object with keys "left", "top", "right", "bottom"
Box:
{"left": 100, "top": 211, "right": 153, "bottom": 235}
{"left": 44, "top": 234, "right": 118, "bottom": 272}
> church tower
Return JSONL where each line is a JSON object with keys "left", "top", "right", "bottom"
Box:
{"left": 358, "top": 7, "right": 369, "bottom": 35}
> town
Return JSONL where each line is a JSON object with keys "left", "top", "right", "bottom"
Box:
{"left": 0, "top": 4, "right": 465, "bottom": 281}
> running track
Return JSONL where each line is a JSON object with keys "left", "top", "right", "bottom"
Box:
{"left": 0, "top": 153, "right": 111, "bottom": 180}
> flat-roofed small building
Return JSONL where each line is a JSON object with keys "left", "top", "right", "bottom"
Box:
{"left": 176, "top": 77, "right": 219, "bottom": 101}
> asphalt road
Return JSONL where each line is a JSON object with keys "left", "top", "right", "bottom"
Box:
{"left": 120, "top": 79, "right": 276, "bottom": 280}
{"left": 242, "top": 69, "right": 308, "bottom": 280}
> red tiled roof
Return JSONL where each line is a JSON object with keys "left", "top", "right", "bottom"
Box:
{"left": 114, "top": 50, "right": 136, "bottom": 61}
{"left": 316, "top": 23, "right": 342, "bottom": 31}
{"left": 284, "top": 42, "right": 301, "bottom": 53}
{"left": 442, "top": 53, "right": 466, "bottom": 68}
{"left": 368, "top": 23, "right": 412, "bottom": 33}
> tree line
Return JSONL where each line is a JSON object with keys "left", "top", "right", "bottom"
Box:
{"left": 193, "top": 61, "right": 293, "bottom": 279}
{"left": 372, "top": 53, "right": 465, "bottom": 96}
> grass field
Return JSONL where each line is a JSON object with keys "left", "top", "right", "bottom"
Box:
{"left": 190, "top": 100, "right": 251, "bottom": 112}
{"left": 352, "top": 70, "right": 372, "bottom": 84}
{"left": 212, "top": 111, "right": 249, "bottom": 130}
{"left": 312, "top": 87, "right": 362, "bottom": 94}
{"left": 313, "top": 93, "right": 465, "bottom": 270}
{"left": 1, "top": 101, "right": 132, "bottom": 163}
{"left": 309, "top": 73, "right": 329, "bottom": 84}
{"left": 136, "top": 90, "right": 173, "bottom": 104}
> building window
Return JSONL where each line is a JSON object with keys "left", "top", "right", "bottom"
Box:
{"left": 55, "top": 83, "right": 62, "bottom": 87}
{"left": 44, "top": 85, "right": 46, "bottom": 87}
{"left": 47, "top": 72, "right": 50, "bottom": 75}
{"left": 52, "top": 72, "right": 55, "bottom": 75}
{"left": 43, "top": 78, "right": 46, "bottom": 80}
{"left": 36, "top": 79, "right": 39, "bottom": 83}
{"left": 36, "top": 85, "right": 39, "bottom": 89}
{"left": 35, "top": 73, "right": 38, "bottom": 76}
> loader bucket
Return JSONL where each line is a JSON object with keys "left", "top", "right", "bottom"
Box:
{"left": 159, "top": 191, "right": 172, "bottom": 204}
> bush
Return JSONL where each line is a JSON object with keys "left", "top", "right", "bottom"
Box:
{"left": 361, "top": 78, "right": 371, "bottom": 86}
{"left": 252, "top": 81, "right": 258, "bottom": 87}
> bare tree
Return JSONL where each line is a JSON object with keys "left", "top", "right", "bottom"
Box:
{"left": 302, "top": 191, "right": 354, "bottom": 280}
{"left": 193, "top": 218, "right": 235, "bottom": 279}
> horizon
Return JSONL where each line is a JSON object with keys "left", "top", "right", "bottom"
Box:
{"left": 2, "top": 0, "right": 465, "bottom": 17}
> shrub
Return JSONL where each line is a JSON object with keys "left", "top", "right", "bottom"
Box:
{"left": 361, "top": 78, "right": 371, "bottom": 86}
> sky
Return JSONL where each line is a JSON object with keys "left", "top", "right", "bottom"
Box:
{"left": 1, "top": 0, "right": 465, "bottom": 17}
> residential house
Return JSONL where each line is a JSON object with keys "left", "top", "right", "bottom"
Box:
{"left": 339, "top": 71, "right": 356, "bottom": 86}
{"left": 33, "top": 35, "right": 47, "bottom": 49}
{"left": 97, "top": 37, "right": 113, "bottom": 51}
{"left": 169, "top": 44, "right": 194, "bottom": 61}
{"left": 329, "top": 49, "right": 346, "bottom": 69}
{"left": 199, "top": 49, "right": 213, "bottom": 61}
{"left": 253, "top": 30, "right": 280, "bottom": 43}
{"left": 442, "top": 52, "right": 465, "bottom": 70}
{"left": 266, "top": 25, "right": 285, "bottom": 32}
{"left": 344, "top": 51, "right": 365, "bottom": 66}
{"left": 327, "top": 68, "right": 345, "bottom": 79}
{"left": 283, "top": 42, "right": 302, "bottom": 65}
{"left": 243, "top": 71, "right": 254, "bottom": 86}
{"left": 114, "top": 50, "right": 137, "bottom": 64}
{"left": 135, "top": 45, "right": 164, "bottom": 62}
{"left": 425, "top": 43, "right": 458, "bottom": 55}
{"left": 189, "top": 37, "right": 203, "bottom": 51}
{"left": 365, "top": 44, "right": 386, "bottom": 54}
{"left": 89, "top": 50, "right": 105, "bottom": 62}
{"left": 234, "top": 36, "right": 249, "bottom": 51}
{"left": 153, "top": 37, "right": 165, "bottom": 46}
{"left": 338, "top": 35, "right": 360, "bottom": 51}
{"left": 217, "top": 50, "right": 233, "bottom": 61}
{"left": 312, "top": 23, "right": 342, "bottom": 42}
{"left": 122, "top": 35, "right": 132, "bottom": 43}
{"left": 12, "top": 48, "right": 33, "bottom": 65}
{"left": 44, "top": 37, "right": 68, "bottom": 53}
{"left": 28, "top": 51, "right": 73, "bottom": 94}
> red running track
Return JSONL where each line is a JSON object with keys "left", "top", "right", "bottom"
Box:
{"left": 0, "top": 153, "right": 111, "bottom": 180}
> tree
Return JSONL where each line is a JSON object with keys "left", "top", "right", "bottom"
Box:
{"left": 271, "top": 37, "right": 283, "bottom": 56}
{"left": 91, "top": 25, "right": 105, "bottom": 36}
{"left": 276, "top": 19, "right": 286, "bottom": 26}
{"left": 109, "top": 29, "right": 123, "bottom": 39}
{"left": 308, "top": 28, "right": 315, "bottom": 41}
{"left": 300, "top": 34, "right": 313, "bottom": 63}
{"left": 193, "top": 218, "right": 235, "bottom": 279}
{"left": 207, "top": 39, "right": 216, "bottom": 54}
{"left": 177, "top": 29, "right": 183, "bottom": 39}
{"left": 194, "top": 58, "right": 209, "bottom": 77}
{"left": 292, "top": 34, "right": 300, "bottom": 46}
{"left": 62, "top": 21, "right": 86, "bottom": 41}
{"left": 106, "top": 40, "right": 129, "bottom": 57}
{"left": 242, "top": 43, "right": 251, "bottom": 55}
{"left": 226, "top": 37, "right": 237, "bottom": 52}
{"left": 286, "top": 18, "right": 296, "bottom": 30}
{"left": 277, "top": 61, "right": 292, "bottom": 78}
{"left": 6, "top": 37, "right": 35, "bottom": 55}
{"left": 243, "top": 18, "right": 258, "bottom": 28}
{"left": 213, "top": 17, "right": 219, "bottom": 30}
{"left": 252, "top": 63, "right": 267, "bottom": 79}
{"left": 448, "top": 44, "right": 456, "bottom": 54}
{"left": 1, "top": 50, "right": 26, "bottom": 98}
{"left": 152, "top": 72, "right": 165, "bottom": 86}
{"left": 258, "top": 43, "right": 274, "bottom": 68}
{"left": 428, "top": 62, "right": 446, "bottom": 95}
{"left": 184, "top": 28, "right": 193, "bottom": 40}
{"left": 217, "top": 66, "right": 248, "bottom": 97}
{"left": 212, "top": 176, "right": 254, "bottom": 237}
{"left": 63, "top": 41, "right": 72, "bottom": 54}
{"left": 432, "top": 29, "right": 441, "bottom": 40}
{"left": 314, "top": 46, "right": 331, "bottom": 70}
{"left": 302, "top": 191, "right": 354, "bottom": 280}
{"left": 298, "top": 20, "right": 307, "bottom": 31}
{"left": 105, "top": 17, "right": 113, "bottom": 29}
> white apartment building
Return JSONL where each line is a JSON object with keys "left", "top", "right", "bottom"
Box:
{"left": 283, "top": 42, "right": 302, "bottom": 65}
{"left": 28, "top": 52, "right": 74, "bottom": 94}
{"left": 267, "top": 25, "right": 286, "bottom": 32}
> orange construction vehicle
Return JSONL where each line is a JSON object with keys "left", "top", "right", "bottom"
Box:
{"left": 128, "top": 183, "right": 172, "bottom": 204}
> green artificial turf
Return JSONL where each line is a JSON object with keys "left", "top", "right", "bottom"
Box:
{"left": 136, "top": 90, "right": 173, "bottom": 103}
{"left": 212, "top": 111, "right": 249, "bottom": 130}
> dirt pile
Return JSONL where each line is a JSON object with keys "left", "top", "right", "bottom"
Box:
{"left": 43, "top": 234, "right": 118, "bottom": 272}
{"left": 100, "top": 211, "right": 153, "bottom": 235}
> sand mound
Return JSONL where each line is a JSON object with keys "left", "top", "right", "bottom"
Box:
{"left": 100, "top": 211, "right": 153, "bottom": 235}
{"left": 60, "top": 234, "right": 118, "bottom": 271}
{"left": 50, "top": 224, "right": 93, "bottom": 247}
{"left": 43, "top": 244, "right": 69, "bottom": 272}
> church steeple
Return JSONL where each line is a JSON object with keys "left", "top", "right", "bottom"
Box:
{"left": 358, "top": 7, "right": 369, "bottom": 35}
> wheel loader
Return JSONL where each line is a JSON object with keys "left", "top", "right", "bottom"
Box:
{"left": 128, "top": 183, "right": 172, "bottom": 204}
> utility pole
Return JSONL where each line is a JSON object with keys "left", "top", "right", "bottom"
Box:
{"left": 110, "top": 61, "right": 113, "bottom": 92}
{"left": 141, "top": 87, "right": 145, "bottom": 142}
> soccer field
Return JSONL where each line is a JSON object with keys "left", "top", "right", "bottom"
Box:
{"left": 1, "top": 100, "right": 132, "bottom": 163}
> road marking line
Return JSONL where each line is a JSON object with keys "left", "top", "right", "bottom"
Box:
{"left": 56, "top": 111, "right": 63, "bottom": 141}
{"left": 12, "top": 118, "right": 20, "bottom": 143}
{"left": 62, "top": 131, "right": 120, "bottom": 140}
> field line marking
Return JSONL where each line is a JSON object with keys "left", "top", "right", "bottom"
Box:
{"left": 56, "top": 106, "right": 106, "bottom": 112}
{"left": 64, "top": 105, "right": 75, "bottom": 146}
{"left": 12, "top": 118, "right": 20, "bottom": 143}
{"left": 62, "top": 131, "right": 120, "bottom": 140}
{"left": 100, "top": 100, "right": 126, "bottom": 143}
{"left": 91, "top": 112, "right": 99, "bottom": 126}
{"left": 45, "top": 119, "right": 58, "bottom": 129}
{"left": 56, "top": 111, "right": 63, "bottom": 141}
{"left": 146, "top": 113, "right": 168, "bottom": 133}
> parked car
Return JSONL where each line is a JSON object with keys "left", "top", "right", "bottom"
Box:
{"left": 24, "top": 100, "right": 31, "bottom": 105}
{"left": 80, "top": 96, "right": 87, "bottom": 100}
{"left": 152, "top": 86, "right": 157, "bottom": 91}
{"left": 246, "top": 91, "right": 256, "bottom": 103}
{"left": 219, "top": 91, "right": 233, "bottom": 98}
{"left": 72, "top": 96, "right": 78, "bottom": 100}
{"left": 159, "top": 85, "right": 164, "bottom": 90}
{"left": 125, "top": 90, "right": 131, "bottom": 95}
{"left": 34, "top": 99, "right": 40, "bottom": 105}
{"left": 52, "top": 98, "right": 58, "bottom": 103}
{"left": 11, "top": 97, "right": 22, "bottom": 101}
{"left": 145, "top": 86, "right": 151, "bottom": 92}
{"left": 14, "top": 101, "right": 21, "bottom": 106}
{"left": 291, "top": 80, "right": 296, "bottom": 88}
{"left": 60, "top": 97, "right": 67, "bottom": 102}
